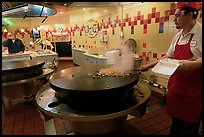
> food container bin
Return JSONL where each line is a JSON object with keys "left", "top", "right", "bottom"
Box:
{"left": 152, "top": 58, "right": 179, "bottom": 79}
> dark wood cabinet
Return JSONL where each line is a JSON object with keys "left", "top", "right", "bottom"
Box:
{"left": 51, "top": 42, "right": 72, "bottom": 57}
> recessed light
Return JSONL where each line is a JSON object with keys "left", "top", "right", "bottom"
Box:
{"left": 4, "top": 29, "right": 7, "bottom": 32}
{"left": 21, "top": 29, "right": 24, "bottom": 32}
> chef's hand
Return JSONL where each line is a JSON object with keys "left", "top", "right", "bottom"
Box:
{"left": 137, "top": 64, "right": 150, "bottom": 71}
{"left": 178, "top": 58, "right": 202, "bottom": 71}
{"left": 178, "top": 60, "right": 193, "bottom": 71}
{"left": 19, "top": 51, "right": 24, "bottom": 54}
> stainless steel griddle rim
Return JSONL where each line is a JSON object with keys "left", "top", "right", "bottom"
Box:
{"left": 35, "top": 83, "right": 151, "bottom": 122}
{"left": 49, "top": 78, "right": 139, "bottom": 93}
{"left": 2, "top": 60, "right": 45, "bottom": 71}
{"left": 2, "top": 68, "right": 55, "bottom": 87}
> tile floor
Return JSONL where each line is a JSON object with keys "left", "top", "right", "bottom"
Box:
{"left": 2, "top": 60, "right": 202, "bottom": 135}
{"left": 2, "top": 93, "right": 202, "bottom": 135}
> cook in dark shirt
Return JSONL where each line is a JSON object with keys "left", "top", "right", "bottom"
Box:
{"left": 2, "top": 32, "right": 25, "bottom": 54}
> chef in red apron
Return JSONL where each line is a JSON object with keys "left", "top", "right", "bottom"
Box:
{"left": 137, "top": 2, "right": 202, "bottom": 135}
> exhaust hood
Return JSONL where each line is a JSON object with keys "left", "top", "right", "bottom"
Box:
{"left": 2, "top": 3, "right": 56, "bottom": 18}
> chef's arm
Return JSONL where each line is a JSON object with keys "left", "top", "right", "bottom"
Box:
{"left": 178, "top": 57, "right": 202, "bottom": 71}
{"left": 2, "top": 40, "right": 9, "bottom": 52}
{"left": 137, "top": 55, "right": 169, "bottom": 71}
{"left": 2, "top": 39, "right": 10, "bottom": 47}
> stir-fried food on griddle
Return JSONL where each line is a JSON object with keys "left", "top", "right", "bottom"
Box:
{"left": 97, "top": 69, "right": 130, "bottom": 77}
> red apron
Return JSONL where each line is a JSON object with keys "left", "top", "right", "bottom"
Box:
{"left": 166, "top": 34, "right": 202, "bottom": 123}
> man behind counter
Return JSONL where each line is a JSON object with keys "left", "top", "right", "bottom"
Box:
{"left": 2, "top": 32, "right": 25, "bottom": 54}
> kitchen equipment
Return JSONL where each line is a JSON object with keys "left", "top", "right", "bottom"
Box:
{"left": 49, "top": 64, "right": 141, "bottom": 112}
{"left": 36, "top": 78, "right": 151, "bottom": 135}
{"left": 2, "top": 60, "right": 54, "bottom": 113}
{"left": 152, "top": 58, "right": 179, "bottom": 79}
{"left": 2, "top": 60, "right": 45, "bottom": 82}
{"left": 106, "top": 50, "right": 120, "bottom": 64}
{"left": 2, "top": 53, "right": 31, "bottom": 62}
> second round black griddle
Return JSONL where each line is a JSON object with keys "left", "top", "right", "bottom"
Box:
{"left": 2, "top": 59, "right": 44, "bottom": 71}
{"left": 49, "top": 64, "right": 141, "bottom": 112}
{"left": 2, "top": 60, "right": 45, "bottom": 83}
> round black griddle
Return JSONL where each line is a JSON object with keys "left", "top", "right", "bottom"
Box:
{"left": 49, "top": 64, "right": 141, "bottom": 112}
{"left": 2, "top": 60, "right": 45, "bottom": 83}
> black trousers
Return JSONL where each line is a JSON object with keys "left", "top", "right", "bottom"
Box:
{"left": 170, "top": 116, "right": 202, "bottom": 135}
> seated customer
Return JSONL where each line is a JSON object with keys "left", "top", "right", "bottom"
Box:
{"left": 2, "top": 32, "right": 25, "bottom": 54}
